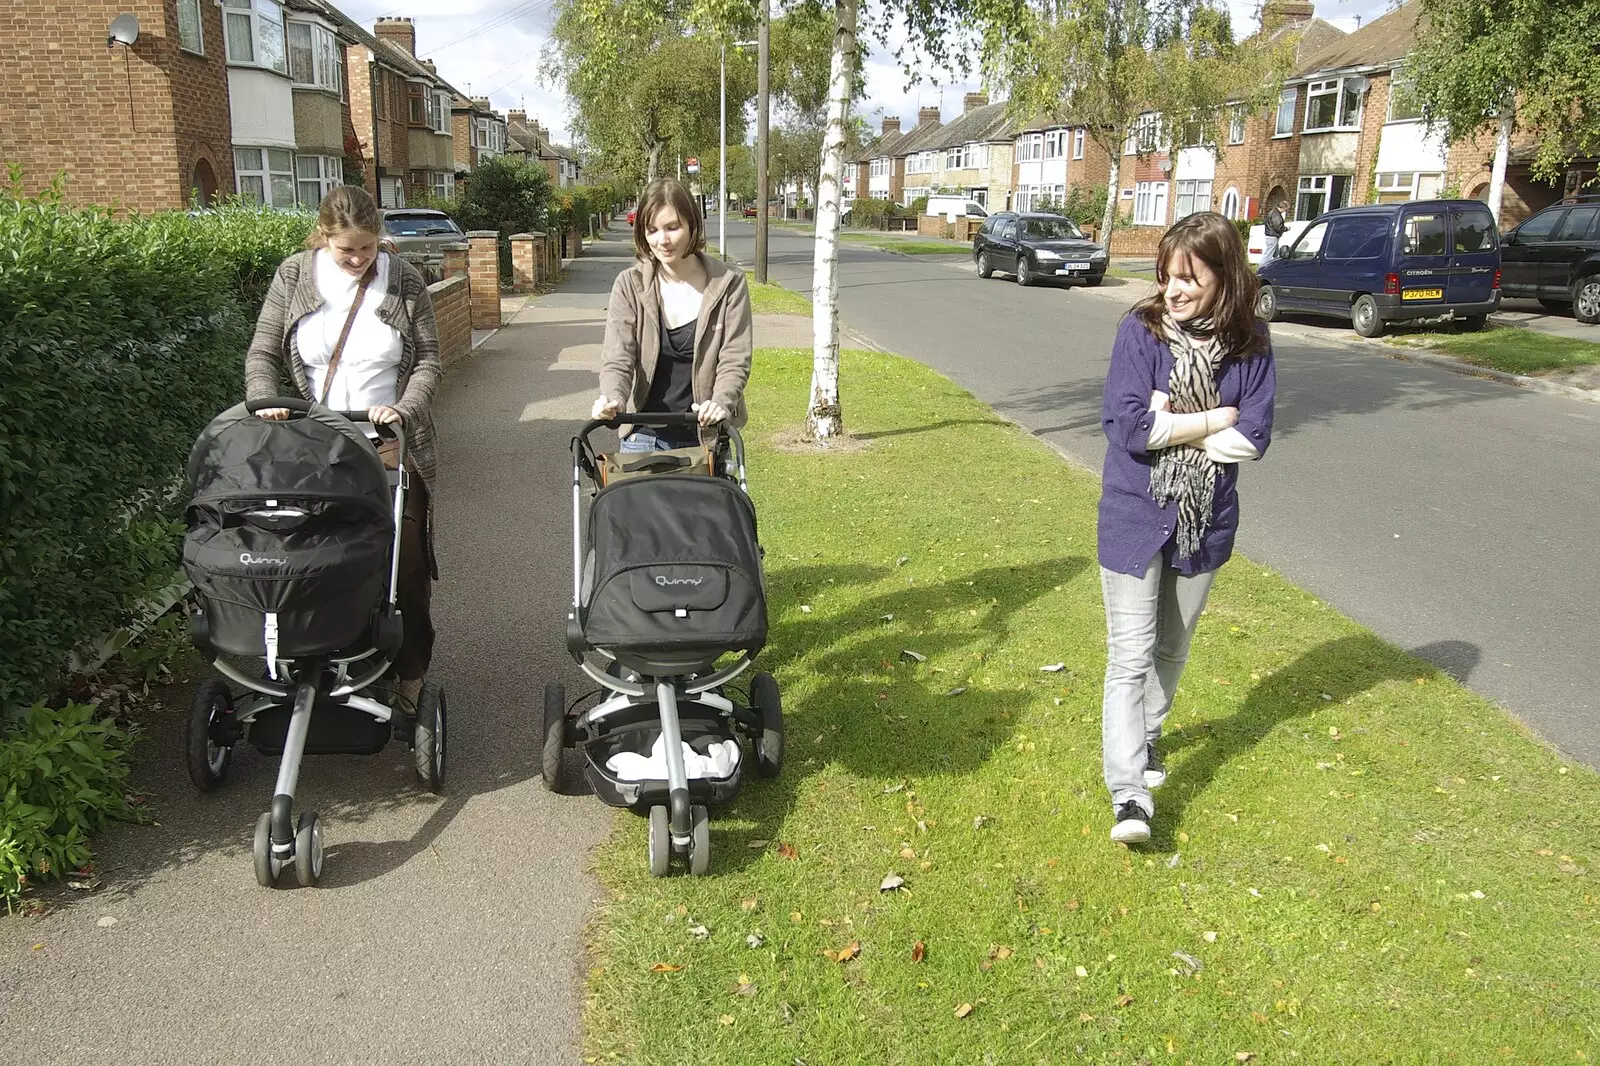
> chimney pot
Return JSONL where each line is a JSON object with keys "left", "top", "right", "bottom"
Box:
{"left": 962, "top": 92, "right": 989, "bottom": 114}
{"left": 918, "top": 105, "right": 941, "bottom": 126}
{"left": 373, "top": 16, "right": 418, "bottom": 56}
{"left": 881, "top": 116, "right": 901, "bottom": 135}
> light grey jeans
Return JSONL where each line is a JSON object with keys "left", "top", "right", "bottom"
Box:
{"left": 1100, "top": 555, "right": 1217, "bottom": 816}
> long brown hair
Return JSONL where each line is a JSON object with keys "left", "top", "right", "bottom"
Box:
{"left": 1133, "top": 211, "right": 1265, "bottom": 357}
{"left": 631, "top": 178, "right": 705, "bottom": 261}
{"left": 303, "top": 185, "right": 383, "bottom": 249}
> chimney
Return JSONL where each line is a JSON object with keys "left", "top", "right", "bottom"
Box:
{"left": 373, "top": 17, "right": 417, "bottom": 56}
{"left": 420, "top": 59, "right": 437, "bottom": 76}
{"left": 917, "top": 105, "right": 941, "bottom": 127}
{"left": 508, "top": 109, "right": 527, "bottom": 125}
{"left": 881, "top": 116, "right": 901, "bottom": 135}
{"left": 963, "top": 92, "right": 989, "bottom": 114}
{"left": 470, "top": 96, "right": 491, "bottom": 111}
{"left": 1260, "top": 0, "right": 1315, "bottom": 35}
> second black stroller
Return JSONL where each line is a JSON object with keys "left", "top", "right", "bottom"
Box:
{"left": 181, "top": 397, "right": 447, "bottom": 888}
{"left": 543, "top": 413, "right": 783, "bottom": 876}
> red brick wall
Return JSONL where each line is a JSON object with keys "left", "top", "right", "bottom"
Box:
{"left": 347, "top": 50, "right": 412, "bottom": 195}
{"left": 1351, "top": 73, "right": 1391, "bottom": 206}
{"left": 1, "top": 0, "right": 232, "bottom": 212}
{"left": 466, "top": 231, "right": 501, "bottom": 329}
{"left": 429, "top": 276, "right": 472, "bottom": 367}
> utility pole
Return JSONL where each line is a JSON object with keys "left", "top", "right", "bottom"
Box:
{"left": 720, "top": 42, "right": 727, "bottom": 261}
{"left": 755, "top": 0, "right": 770, "bottom": 283}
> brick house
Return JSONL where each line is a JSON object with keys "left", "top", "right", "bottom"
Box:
{"left": 452, "top": 96, "right": 507, "bottom": 176}
{"left": 345, "top": 16, "right": 462, "bottom": 207}
{"left": 909, "top": 94, "right": 1018, "bottom": 211}
{"left": 279, "top": 0, "right": 361, "bottom": 208}
{"left": 1, "top": 0, "right": 234, "bottom": 212}
{"left": 1011, "top": 119, "right": 1113, "bottom": 214}
{"left": 853, "top": 116, "right": 907, "bottom": 206}
{"left": 506, "top": 111, "right": 584, "bottom": 187}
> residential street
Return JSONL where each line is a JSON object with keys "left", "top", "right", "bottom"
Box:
{"left": 720, "top": 217, "right": 1600, "bottom": 768}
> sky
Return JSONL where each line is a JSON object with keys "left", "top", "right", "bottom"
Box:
{"left": 335, "top": 0, "right": 1400, "bottom": 146}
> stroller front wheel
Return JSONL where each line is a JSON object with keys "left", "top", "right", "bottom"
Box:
{"left": 252, "top": 812, "right": 280, "bottom": 887}
{"left": 294, "top": 812, "right": 324, "bottom": 886}
{"left": 751, "top": 672, "right": 784, "bottom": 779}
{"left": 647, "top": 805, "right": 670, "bottom": 877}
{"left": 414, "top": 681, "right": 446, "bottom": 793}
{"left": 687, "top": 804, "right": 711, "bottom": 877}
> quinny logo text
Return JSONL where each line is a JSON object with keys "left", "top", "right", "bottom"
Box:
{"left": 240, "top": 552, "right": 289, "bottom": 566}
{"left": 655, "top": 575, "right": 703, "bottom": 587}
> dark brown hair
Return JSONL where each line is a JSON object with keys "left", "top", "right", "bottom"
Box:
{"left": 303, "top": 184, "right": 382, "bottom": 249}
{"left": 1134, "top": 211, "right": 1266, "bottom": 357}
{"left": 632, "top": 178, "right": 706, "bottom": 261}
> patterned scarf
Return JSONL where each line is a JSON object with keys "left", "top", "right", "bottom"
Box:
{"left": 1149, "top": 312, "right": 1225, "bottom": 561}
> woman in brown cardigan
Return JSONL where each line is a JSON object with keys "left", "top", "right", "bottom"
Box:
{"left": 245, "top": 185, "right": 443, "bottom": 714}
{"left": 593, "top": 178, "right": 754, "bottom": 450}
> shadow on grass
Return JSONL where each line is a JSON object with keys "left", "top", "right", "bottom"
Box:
{"left": 1149, "top": 632, "right": 1439, "bottom": 848}
{"left": 852, "top": 419, "right": 1012, "bottom": 441}
{"left": 710, "top": 556, "right": 1089, "bottom": 873}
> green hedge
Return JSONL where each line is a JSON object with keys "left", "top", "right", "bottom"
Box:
{"left": 0, "top": 174, "right": 310, "bottom": 715}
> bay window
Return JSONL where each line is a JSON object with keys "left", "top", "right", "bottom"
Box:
{"left": 223, "top": 0, "right": 287, "bottom": 74}
{"left": 287, "top": 20, "right": 342, "bottom": 93}
{"left": 295, "top": 155, "right": 343, "bottom": 206}
{"left": 1133, "top": 181, "right": 1168, "bottom": 225}
{"left": 1304, "top": 77, "right": 1364, "bottom": 132}
{"left": 235, "top": 147, "right": 295, "bottom": 208}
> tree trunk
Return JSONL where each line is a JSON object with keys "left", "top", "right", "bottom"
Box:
{"left": 647, "top": 139, "right": 664, "bottom": 182}
{"left": 806, "top": 0, "right": 857, "bottom": 441}
{"left": 1487, "top": 103, "right": 1514, "bottom": 224}
{"left": 1099, "top": 139, "right": 1121, "bottom": 254}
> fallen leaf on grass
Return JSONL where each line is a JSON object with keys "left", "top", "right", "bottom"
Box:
{"left": 777, "top": 842, "right": 797, "bottom": 861}
{"left": 733, "top": 974, "right": 757, "bottom": 997}
{"left": 650, "top": 963, "right": 684, "bottom": 973}
{"left": 1075, "top": 966, "right": 1089, "bottom": 978}
{"left": 1203, "top": 931, "right": 1218, "bottom": 943}
{"left": 1065, "top": 899, "right": 1081, "bottom": 911}
{"left": 823, "top": 941, "right": 862, "bottom": 963}
{"left": 882, "top": 781, "right": 907, "bottom": 794}
{"left": 991, "top": 946, "right": 1014, "bottom": 960}
{"left": 741, "top": 899, "right": 759, "bottom": 911}
{"left": 1039, "top": 663, "right": 1066, "bottom": 673}
{"left": 1236, "top": 1054, "right": 1256, "bottom": 1063}
{"left": 746, "top": 933, "right": 766, "bottom": 948}
{"left": 718, "top": 1014, "right": 735, "bottom": 1026}
{"left": 1116, "top": 994, "right": 1135, "bottom": 1008}
{"left": 880, "top": 873, "right": 906, "bottom": 892}
{"left": 912, "top": 941, "right": 926, "bottom": 963}
{"left": 954, "top": 1003, "right": 974, "bottom": 1019}
{"left": 900, "top": 847, "right": 917, "bottom": 860}
{"left": 748, "top": 839, "right": 769, "bottom": 850}
{"left": 973, "top": 815, "right": 990, "bottom": 829}
{"left": 945, "top": 686, "right": 968, "bottom": 697}
{"left": 789, "top": 912, "right": 803, "bottom": 923}
{"left": 899, "top": 650, "right": 927, "bottom": 663}
{"left": 689, "top": 924, "right": 710, "bottom": 940}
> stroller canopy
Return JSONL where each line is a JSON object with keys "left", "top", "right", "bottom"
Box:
{"left": 187, "top": 402, "right": 391, "bottom": 512}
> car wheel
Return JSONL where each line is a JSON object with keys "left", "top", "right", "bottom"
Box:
{"left": 1351, "top": 294, "right": 1384, "bottom": 338}
{"left": 1256, "top": 285, "right": 1280, "bottom": 322}
{"left": 1458, "top": 314, "right": 1488, "bottom": 332}
{"left": 1016, "top": 256, "right": 1033, "bottom": 287}
{"left": 976, "top": 251, "right": 993, "bottom": 279}
{"left": 1573, "top": 274, "right": 1600, "bottom": 325}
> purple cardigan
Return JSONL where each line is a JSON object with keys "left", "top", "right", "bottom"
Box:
{"left": 1097, "top": 314, "right": 1277, "bottom": 576}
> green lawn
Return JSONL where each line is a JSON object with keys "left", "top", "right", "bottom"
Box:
{"left": 748, "top": 281, "right": 811, "bottom": 317}
{"left": 1390, "top": 327, "right": 1600, "bottom": 376}
{"left": 584, "top": 349, "right": 1600, "bottom": 1065}
{"left": 841, "top": 232, "right": 972, "bottom": 255}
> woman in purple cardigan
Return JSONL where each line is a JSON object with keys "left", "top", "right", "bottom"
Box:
{"left": 1098, "top": 212, "right": 1277, "bottom": 844}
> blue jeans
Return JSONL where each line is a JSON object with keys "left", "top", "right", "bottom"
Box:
{"left": 621, "top": 427, "right": 701, "bottom": 452}
{"left": 1100, "top": 554, "right": 1216, "bottom": 816}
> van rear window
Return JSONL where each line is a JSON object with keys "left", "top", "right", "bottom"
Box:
{"left": 1454, "top": 210, "right": 1498, "bottom": 253}
{"left": 1401, "top": 213, "right": 1448, "bottom": 256}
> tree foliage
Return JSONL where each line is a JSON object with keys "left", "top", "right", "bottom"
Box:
{"left": 1407, "top": 0, "right": 1600, "bottom": 184}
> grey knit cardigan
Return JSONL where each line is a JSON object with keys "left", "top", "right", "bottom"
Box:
{"left": 244, "top": 249, "right": 443, "bottom": 575}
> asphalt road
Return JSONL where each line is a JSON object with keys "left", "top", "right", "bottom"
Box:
{"left": 721, "top": 216, "right": 1600, "bottom": 768}
{"left": 0, "top": 249, "right": 629, "bottom": 1064}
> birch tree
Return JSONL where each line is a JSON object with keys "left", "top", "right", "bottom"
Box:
{"left": 986, "top": 0, "right": 1289, "bottom": 254}
{"left": 1406, "top": 0, "right": 1600, "bottom": 221}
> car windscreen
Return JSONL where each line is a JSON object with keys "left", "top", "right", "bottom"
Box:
{"left": 1023, "top": 218, "right": 1084, "bottom": 240}
{"left": 384, "top": 215, "right": 461, "bottom": 237}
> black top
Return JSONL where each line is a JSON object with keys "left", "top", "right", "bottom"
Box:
{"left": 644, "top": 317, "right": 696, "bottom": 416}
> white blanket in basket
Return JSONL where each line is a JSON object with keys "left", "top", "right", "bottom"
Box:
{"left": 606, "top": 735, "right": 741, "bottom": 782}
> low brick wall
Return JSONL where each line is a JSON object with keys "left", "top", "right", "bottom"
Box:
{"left": 429, "top": 275, "right": 472, "bottom": 367}
{"left": 917, "top": 214, "right": 950, "bottom": 239}
{"left": 1107, "top": 227, "right": 1166, "bottom": 256}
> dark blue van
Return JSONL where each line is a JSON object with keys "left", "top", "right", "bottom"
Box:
{"left": 1257, "top": 200, "right": 1501, "bottom": 338}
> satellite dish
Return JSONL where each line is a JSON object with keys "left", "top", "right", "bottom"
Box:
{"left": 107, "top": 13, "right": 139, "bottom": 48}
{"left": 1347, "top": 74, "right": 1370, "bottom": 93}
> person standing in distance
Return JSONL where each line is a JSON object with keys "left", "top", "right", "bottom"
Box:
{"left": 1096, "top": 211, "right": 1278, "bottom": 845}
{"left": 1261, "top": 197, "right": 1290, "bottom": 266}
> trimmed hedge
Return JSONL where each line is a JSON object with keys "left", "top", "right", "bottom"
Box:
{"left": 0, "top": 175, "right": 311, "bottom": 714}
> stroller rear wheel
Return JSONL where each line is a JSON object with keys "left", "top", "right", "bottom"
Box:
{"left": 687, "top": 804, "right": 711, "bottom": 876}
{"left": 751, "top": 672, "right": 783, "bottom": 779}
{"left": 541, "top": 683, "right": 567, "bottom": 792}
{"left": 647, "top": 805, "right": 670, "bottom": 877}
{"left": 186, "top": 679, "right": 235, "bottom": 792}
{"left": 413, "top": 681, "right": 446, "bottom": 793}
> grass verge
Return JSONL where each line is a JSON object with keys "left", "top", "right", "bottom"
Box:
{"left": 841, "top": 233, "right": 971, "bottom": 255}
{"left": 584, "top": 348, "right": 1599, "bottom": 1065}
{"left": 749, "top": 281, "right": 811, "bottom": 317}
{"left": 1388, "top": 327, "right": 1600, "bottom": 376}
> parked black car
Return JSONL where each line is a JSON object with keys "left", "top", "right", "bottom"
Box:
{"left": 974, "top": 212, "right": 1107, "bottom": 287}
{"left": 1498, "top": 195, "right": 1600, "bottom": 324}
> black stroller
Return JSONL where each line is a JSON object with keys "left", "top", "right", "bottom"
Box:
{"left": 181, "top": 397, "right": 446, "bottom": 888}
{"left": 543, "top": 413, "right": 783, "bottom": 876}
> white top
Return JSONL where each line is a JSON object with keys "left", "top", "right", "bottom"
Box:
{"left": 295, "top": 250, "right": 403, "bottom": 411}
{"left": 1146, "top": 391, "right": 1261, "bottom": 463}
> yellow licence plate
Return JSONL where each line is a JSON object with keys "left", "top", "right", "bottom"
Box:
{"left": 1402, "top": 287, "right": 1444, "bottom": 301}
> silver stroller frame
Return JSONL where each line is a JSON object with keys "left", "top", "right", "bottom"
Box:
{"left": 188, "top": 397, "right": 444, "bottom": 888}
{"left": 551, "top": 413, "right": 782, "bottom": 876}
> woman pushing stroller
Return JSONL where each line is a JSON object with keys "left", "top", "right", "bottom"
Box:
{"left": 245, "top": 184, "right": 443, "bottom": 716}
{"left": 592, "top": 178, "right": 754, "bottom": 449}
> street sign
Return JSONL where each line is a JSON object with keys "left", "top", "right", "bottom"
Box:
{"left": 685, "top": 157, "right": 700, "bottom": 174}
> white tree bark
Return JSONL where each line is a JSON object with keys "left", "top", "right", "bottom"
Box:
{"left": 805, "top": 0, "right": 857, "bottom": 441}
{"left": 1487, "top": 102, "right": 1514, "bottom": 224}
{"left": 1099, "top": 145, "right": 1121, "bottom": 252}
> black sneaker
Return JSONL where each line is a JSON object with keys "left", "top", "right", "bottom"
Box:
{"left": 1110, "top": 801, "right": 1151, "bottom": 844}
{"left": 1144, "top": 746, "right": 1167, "bottom": 790}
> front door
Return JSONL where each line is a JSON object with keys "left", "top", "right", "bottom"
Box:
{"left": 1271, "top": 219, "right": 1330, "bottom": 312}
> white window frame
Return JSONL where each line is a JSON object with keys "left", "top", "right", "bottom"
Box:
{"left": 223, "top": 0, "right": 287, "bottom": 75}
{"left": 434, "top": 92, "right": 452, "bottom": 135}
{"left": 1304, "top": 77, "right": 1363, "bottom": 132}
{"left": 1228, "top": 105, "right": 1247, "bottom": 145}
{"left": 1297, "top": 174, "right": 1332, "bottom": 219}
{"left": 1043, "top": 130, "right": 1064, "bottom": 160}
{"left": 1133, "top": 181, "right": 1168, "bottom": 225}
{"left": 1173, "top": 178, "right": 1212, "bottom": 220}
{"left": 1072, "top": 128, "right": 1085, "bottom": 159}
{"left": 1274, "top": 86, "right": 1297, "bottom": 137}
{"left": 235, "top": 147, "right": 295, "bottom": 208}
{"left": 287, "top": 20, "right": 341, "bottom": 94}
{"left": 177, "top": 0, "right": 205, "bottom": 55}
{"left": 432, "top": 171, "right": 455, "bottom": 199}
{"left": 1125, "top": 113, "right": 1160, "bottom": 155}
{"left": 1386, "top": 69, "right": 1423, "bottom": 122}
{"left": 295, "top": 154, "right": 342, "bottom": 207}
